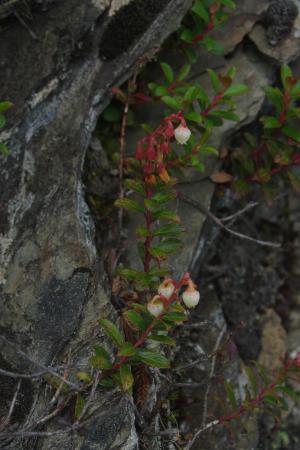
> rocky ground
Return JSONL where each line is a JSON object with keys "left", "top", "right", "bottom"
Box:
{"left": 1, "top": 0, "right": 300, "bottom": 448}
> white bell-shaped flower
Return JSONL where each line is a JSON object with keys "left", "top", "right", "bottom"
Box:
{"left": 174, "top": 125, "right": 191, "bottom": 145}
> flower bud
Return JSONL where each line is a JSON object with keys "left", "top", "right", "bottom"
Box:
{"left": 182, "top": 286, "right": 200, "bottom": 308}
{"left": 158, "top": 279, "right": 175, "bottom": 299}
{"left": 147, "top": 295, "right": 164, "bottom": 317}
{"left": 174, "top": 125, "right": 191, "bottom": 145}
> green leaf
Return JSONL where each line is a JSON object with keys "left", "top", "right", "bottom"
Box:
{"left": 75, "top": 394, "right": 85, "bottom": 419}
{"left": 137, "top": 349, "right": 170, "bottom": 368}
{"left": 185, "top": 111, "right": 202, "bottom": 123}
{"left": 281, "top": 64, "right": 292, "bottom": 89}
{"left": 118, "top": 268, "right": 145, "bottom": 281}
{"left": 264, "top": 394, "right": 280, "bottom": 406}
{"left": 124, "top": 310, "right": 147, "bottom": 331}
{"left": 209, "top": 110, "right": 240, "bottom": 121}
{"left": 244, "top": 366, "right": 258, "bottom": 396}
{"left": 120, "top": 364, "right": 134, "bottom": 391}
{"left": 0, "top": 101, "right": 13, "bottom": 113}
{"left": 276, "top": 385, "right": 298, "bottom": 401}
{"left": 153, "top": 210, "right": 180, "bottom": 222}
{"left": 192, "top": 0, "right": 210, "bottom": 22}
{"left": 118, "top": 342, "right": 137, "bottom": 357}
{"left": 282, "top": 125, "right": 300, "bottom": 142}
{"left": 224, "top": 84, "right": 249, "bottom": 96}
{"left": 0, "top": 115, "right": 6, "bottom": 128}
{"left": 99, "top": 319, "right": 124, "bottom": 347}
{"left": 177, "top": 63, "right": 191, "bottom": 82}
{"left": 184, "top": 86, "right": 198, "bottom": 103}
{"left": 155, "top": 86, "right": 168, "bottom": 97}
{"left": 264, "top": 86, "right": 283, "bottom": 113}
{"left": 136, "top": 226, "right": 149, "bottom": 238}
{"left": 261, "top": 116, "right": 282, "bottom": 129}
{"left": 224, "top": 380, "right": 238, "bottom": 409}
{"left": 207, "top": 68, "right": 221, "bottom": 93}
{"left": 89, "top": 345, "right": 112, "bottom": 370}
{"left": 162, "top": 96, "right": 180, "bottom": 111}
{"left": 124, "top": 179, "right": 145, "bottom": 195}
{"left": 103, "top": 105, "right": 122, "bottom": 123}
{"left": 152, "top": 191, "right": 176, "bottom": 203}
{"left": 150, "top": 239, "right": 183, "bottom": 258}
{"left": 190, "top": 154, "right": 205, "bottom": 171}
{"left": 147, "top": 335, "right": 176, "bottom": 346}
{"left": 99, "top": 377, "right": 115, "bottom": 387}
{"left": 180, "top": 28, "right": 194, "bottom": 43}
{"left": 163, "top": 311, "right": 187, "bottom": 323}
{"left": 76, "top": 371, "right": 92, "bottom": 383}
{"left": 202, "top": 36, "right": 224, "bottom": 55}
{"left": 201, "top": 145, "right": 219, "bottom": 156}
{"left": 160, "top": 63, "right": 174, "bottom": 84}
{"left": 291, "top": 80, "right": 300, "bottom": 98}
{"left": 221, "top": 0, "right": 236, "bottom": 9}
{"left": 153, "top": 224, "right": 184, "bottom": 237}
{"left": 0, "top": 143, "right": 9, "bottom": 156}
{"left": 252, "top": 362, "right": 270, "bottom": 387}
{"left": 114, "top": 198, "right": 144, "bottom": 213}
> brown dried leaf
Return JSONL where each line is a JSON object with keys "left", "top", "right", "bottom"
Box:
{"left": 210, "top": 171, "right": 233, "bottom": 184}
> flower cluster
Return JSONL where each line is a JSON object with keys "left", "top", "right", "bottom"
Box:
{"left": 135, "top": 112, "right": 191, "bottom": 185}
{"left": 147, "top": 275, "right": 200, "bottom": 317}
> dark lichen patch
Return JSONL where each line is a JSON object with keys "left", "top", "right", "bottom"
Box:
{"left": 35, "top": 272, "right": 89, "bottom": 359}
{"left": 265, "top": 0, "right": 298, "bottom": 46}
{"left": 99, "top": 0, "right": 171, "bottom": 61}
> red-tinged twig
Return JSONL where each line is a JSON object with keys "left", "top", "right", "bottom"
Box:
{"left": 185, "top": 353, "right": 300, "bottom": 449}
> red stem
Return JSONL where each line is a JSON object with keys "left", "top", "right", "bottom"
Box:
{"left": 143, "top": 185, "right": 155, "bottom": 273}
{"left": 219, "top": 357, "right": 300, "bottom": 424}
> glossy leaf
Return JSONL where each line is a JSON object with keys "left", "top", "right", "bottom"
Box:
{"left": 75, "top": 394, "right": 85, "bottom": 419}
{"left": 120, "top": 364, "right": 134, "bottom": 391}
{"left": 153, "top": 223, "right": 184, "bottom": 237}
{"left": 99, "top": 319, "right": 124, "bottom": 347}
{"left": 150, "top": 239, "right": 183, "bottom": 258}
{"left": 162, "top": 96, "right": 180, "bottom": 110}
{"left": 89, "top": 345, "right": 112, "bottom": 370}
{"left": 137, "top": 349, "right": 170, "bottom": 368}
{"left": 147, "top": 335, "right": 176, "bottom": 346}
{"left": 224, "top": 84, "right": 249, "bottom": 96}
{"left": 224, "top": 380, "right": 238, "bottom": 409}
{"left": 161, "top": 63, "right": 174, "bottom": 84}
{"left": 114, "top": 198, "right": 144, "bottom": 213}
{"left": 177, "top": 63, "right": 191, "bottom": 82}
{"left": 192, "top": 0, "right": 210, "bottom": 22}
{"left": 0, "top": 101, "right": 13, "bottom": 113}
{"left": 124, "top": 310, "right": 147, "bottom": 331}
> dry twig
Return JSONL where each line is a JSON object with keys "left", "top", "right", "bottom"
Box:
{"left": 178, "top": 193, "right": 281, "bottom": 248}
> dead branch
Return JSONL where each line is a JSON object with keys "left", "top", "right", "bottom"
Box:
{"left": 178, "top": 193, "right": 281, "bottom": 248}
{"left": 0, "top": 336, "right": 80, "bottom": 390}
{"left": 0, "top": 379, "right": 22, "bottom": 431}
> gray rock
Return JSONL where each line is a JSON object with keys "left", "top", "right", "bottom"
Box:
{"left": 0, "top": 0, "right": 193, "bottom": 448}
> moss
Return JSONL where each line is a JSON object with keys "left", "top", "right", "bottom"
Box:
{"left": 99, "top": 0, "right": 171, "bottom": 61}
